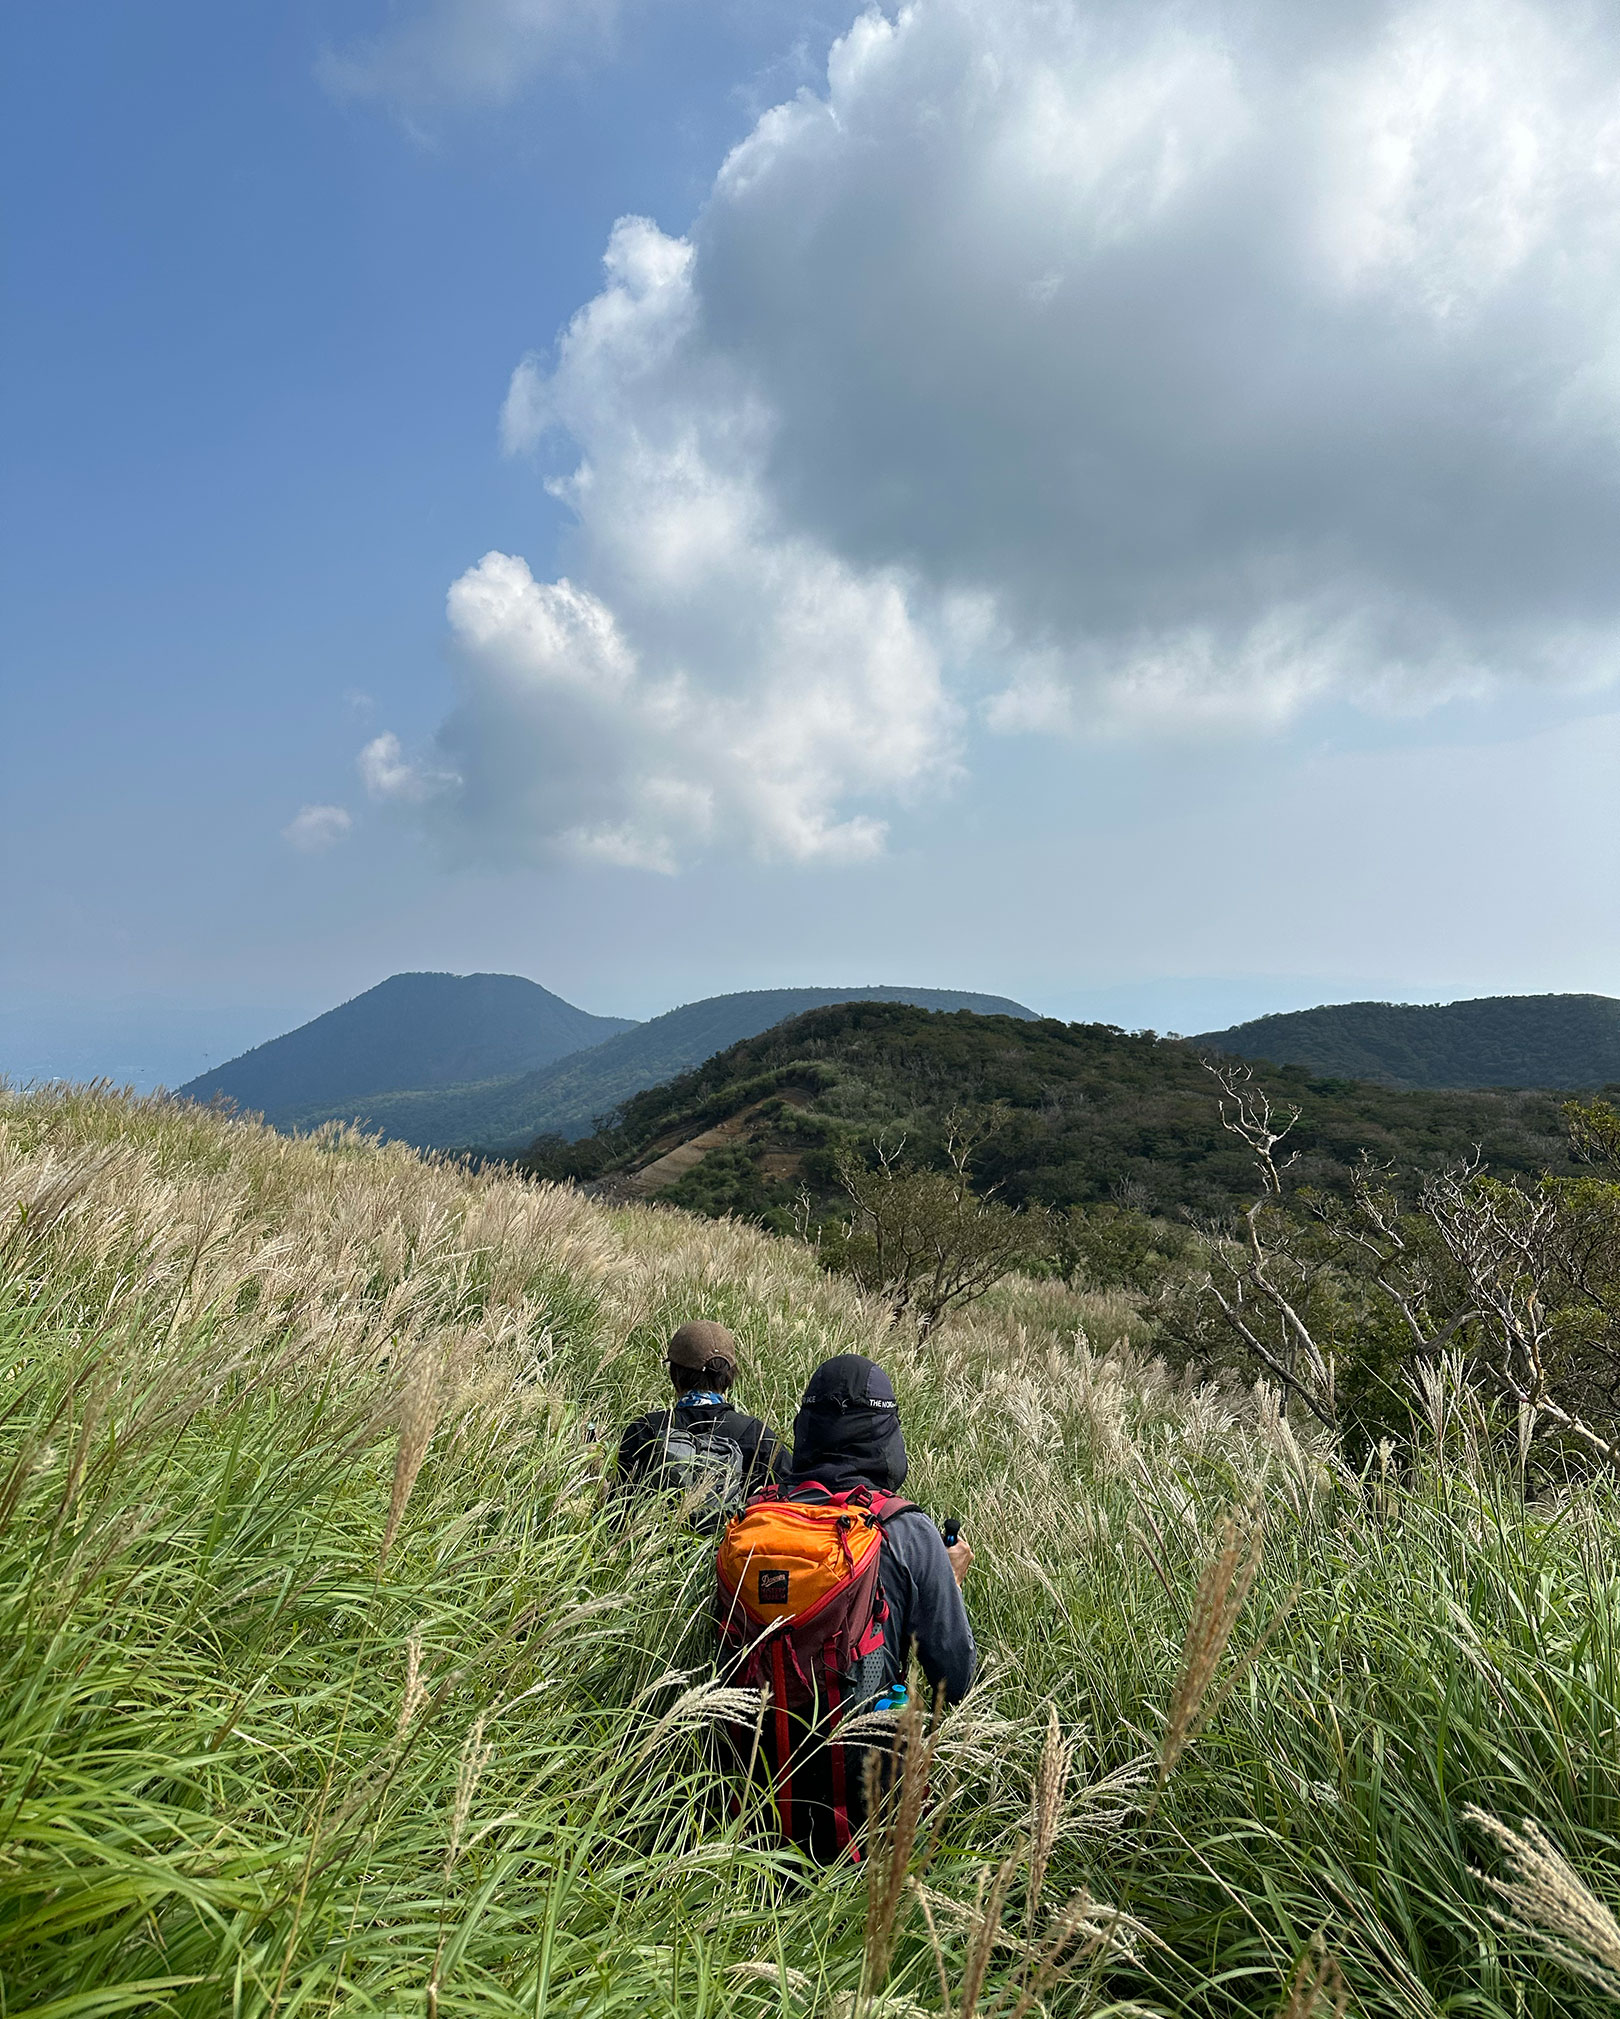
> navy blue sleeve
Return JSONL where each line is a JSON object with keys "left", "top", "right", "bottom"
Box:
{"left": 878, "top": 1510, "right": 978, "bottom": 1705}
{"left": 616, "top": 1410, "right": 663, "bottom": 1481}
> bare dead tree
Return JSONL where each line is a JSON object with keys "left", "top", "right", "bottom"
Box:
{"left": 1327, "top": 1152, "right": 1618, "bottom": 1466}
{"left": 1198, "top": 1061, "right": 1338, "bottom": 1430}
{"left": 1416, "top": 1167, "right": 1617, "bottom": 1468}
{"left": 1198, "top": 1067, "right": 1620, "bottom": 1466}
{"left": 1330, "top": 1156, "right": 1480, "bottom": 1360}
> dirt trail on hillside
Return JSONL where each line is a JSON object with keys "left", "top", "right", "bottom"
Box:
{"left": 623, "top": 1091, "right": 810, "bottom": 1196}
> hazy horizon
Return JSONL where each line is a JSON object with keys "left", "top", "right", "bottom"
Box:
{"left": 3, "top": 968, "right": 1574, "bottom": 1096}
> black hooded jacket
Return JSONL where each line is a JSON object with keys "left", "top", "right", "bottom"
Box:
{"left": 788, "top": 1355, "right": 977, "bottom": 1705}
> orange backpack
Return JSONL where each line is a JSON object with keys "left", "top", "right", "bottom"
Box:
{"left": 714, "top": 1483, "right": 914, "bottom": 1856}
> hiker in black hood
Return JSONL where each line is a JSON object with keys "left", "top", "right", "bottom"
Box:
{"left": 787, "top": 1352, "right": 910, "bottom": 1494}
{"left": 789, "top": 1354, "right": 977, "bottom": 1707}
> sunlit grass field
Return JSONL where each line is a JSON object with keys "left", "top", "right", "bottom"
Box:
{"left": 3, "top": 1085, "right": 1618, "bottom": 2016}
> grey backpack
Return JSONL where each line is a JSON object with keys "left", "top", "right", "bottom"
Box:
{"left": 655, "top": 1417, "right": 748, "bottom": 1531}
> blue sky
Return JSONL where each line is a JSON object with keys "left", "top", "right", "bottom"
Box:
{"left": 6, "top": 0, "right": 1618, "bottom": 1088}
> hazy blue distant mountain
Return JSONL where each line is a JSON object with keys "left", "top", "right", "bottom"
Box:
{"left": 317, "top": 985, "right": 1040, "bottom": 1149}
{"left": 1195, "top": 994, "right": 1620, "bottom": 1090}
{"left": 177, "top": 973, "right": 636, "bottom": 1126}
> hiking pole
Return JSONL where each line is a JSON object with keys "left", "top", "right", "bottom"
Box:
{"left": 941, "top": 1516, "right": 961, "bottom": 1548}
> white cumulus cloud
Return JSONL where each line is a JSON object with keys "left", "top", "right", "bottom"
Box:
{"left": 358, "top": 732, "right": 460, "bottom": 806}
{"left": 691, "top": 0, "right": 1620, "bottom": 724}
{"left": 399, "top": 0, "right": 1620, "bottom": 868}
{"left": 387, "top": 212, "right": 958, "bottom": 869}
{"left": 282, "top": 805, "right": 354, "bottom": 852}
{"left": 431, "top": 523, "right": 950, "bottom": 867}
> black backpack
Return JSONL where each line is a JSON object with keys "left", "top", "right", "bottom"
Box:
{"left": 652, "top": 1412, "right": 747, "bottom": 1532}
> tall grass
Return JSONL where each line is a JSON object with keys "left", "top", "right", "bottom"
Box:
{"left": 2, "top": 1084, "right": 1618, "bottom": 2016}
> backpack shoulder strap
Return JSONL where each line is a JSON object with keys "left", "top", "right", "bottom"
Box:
{"left": 621, "top": 1408, "right": 671, "bottom": 1468}
{"left": 787, "top": 1482, "right": 916, "bottom": 1520}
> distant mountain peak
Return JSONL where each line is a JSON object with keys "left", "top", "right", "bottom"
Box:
{"left": 187, "top": 980, "right": 1039, "bottom": 1149}
{"left": 176, "top": 971, "right": 636, "bottom": 1122}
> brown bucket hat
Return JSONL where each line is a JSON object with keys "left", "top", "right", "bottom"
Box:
{"left": 666, "top": 1320, "right": 739, "bottom": 1374}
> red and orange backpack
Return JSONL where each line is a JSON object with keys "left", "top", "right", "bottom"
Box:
{"left": 714, "top": 1482, "right": 914, "bottom": 1857}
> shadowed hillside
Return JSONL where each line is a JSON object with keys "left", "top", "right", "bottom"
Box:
{"left": 317, "top": 985, "right": 1037, "bottom": 1149}
{"left": 177, "top": 971, "right": 635, "bottom": 1124}
{"left": 1195, "top": 992, "right": 1620, "bottom": 1089}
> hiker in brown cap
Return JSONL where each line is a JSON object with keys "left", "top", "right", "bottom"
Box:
{"left": 616, "top": 1320, "right": 786, "bottom": 1523}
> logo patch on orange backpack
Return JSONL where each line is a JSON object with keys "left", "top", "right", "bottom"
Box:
{"left": 717, "top": 1497, "right": 886, "bottom": 1629}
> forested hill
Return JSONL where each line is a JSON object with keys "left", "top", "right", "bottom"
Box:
{"left": 329, "top": 985, "right": 1034, "bottom": 1149}
{"left": 177, "top": 973, "right": 634, "bottom": 1126}
{"left": 1195, "top": 992, "right": 1620, "bottom": 1090}
{"left": 515, "top": 1001, "right": 1582, "bottom": 1226}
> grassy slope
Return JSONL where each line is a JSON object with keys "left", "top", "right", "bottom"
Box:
{"left": 321, "top": 987, "right": 1039, "bottom": 1151}
{"left": 3, "top": 1087, "right": 1618, "bottom": 2018}
{"left": 1194, "top": 993, "right": 1620, "bottom": 1090}
{"left": 528, "top": 1001, "right": 1580, "bottom": 1223}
